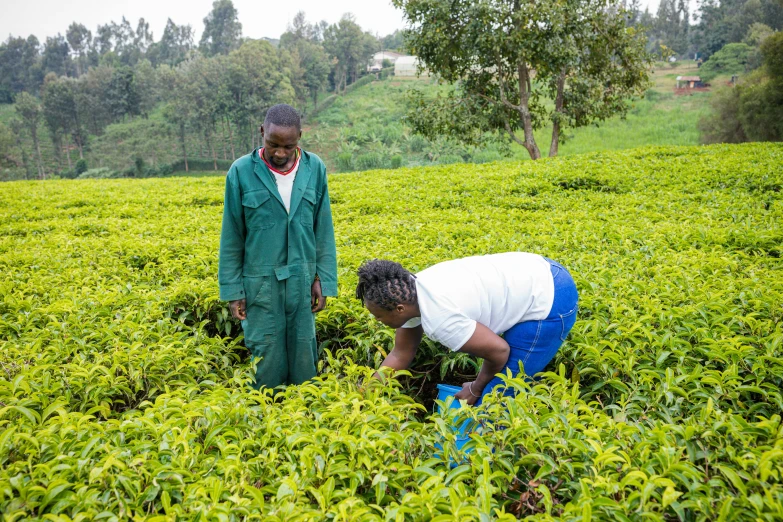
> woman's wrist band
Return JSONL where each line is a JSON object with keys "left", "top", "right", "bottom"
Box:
{"left": 468, "top": 382, "right": 481, "bottom": 398}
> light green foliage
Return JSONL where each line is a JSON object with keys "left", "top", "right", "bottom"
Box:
{"left": 699, "top": 43, "right": 758, "bottom": 82}
{"left": 1, "top": 143, "right": 782, "bottom": 519}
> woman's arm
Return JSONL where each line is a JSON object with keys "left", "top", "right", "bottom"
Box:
{"left": 454, "top": 322, "right": 510, "bottom": 405}
{"left": 375, "top": 324, "right": 424, "bottom": 380}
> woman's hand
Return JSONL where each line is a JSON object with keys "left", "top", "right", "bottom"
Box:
{"left": 454, "top": 381, "right": 481, "bottom": 406}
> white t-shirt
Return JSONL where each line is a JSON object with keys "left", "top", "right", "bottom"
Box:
{"left": 402, "top": 253, "right": 555, "bottom": 351}
{"left": 260, "top": 149, "right": 301, "bottom": 213}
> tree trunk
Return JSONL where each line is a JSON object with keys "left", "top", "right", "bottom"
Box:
{"left": 15, "top": 137, "right": 32, "bottom": 180}
{"left": 549, "top": 69, "right": 566, "bottom": 157}
{"left": 517, "top": 62, "right": 541, "bottom": 160}
{"left": 207, "top": 127, "right": 217, "bottom": 171}
{"left": 507, "top": 0, "right": 541, "bottom": 160}
{"left": 180, "top": 122, "right": 188, "bottom": 172}
{"left": 226, "top": 116, "right": 236, "bottom": 160}
{"left": 222, "top": 122, "right": 227, "bottom": 160}
{"left": 34, "top": 134, "right": 45, "bottom": 179}
{"left": 65, "top": 142, "right": 72, "bottom": 170}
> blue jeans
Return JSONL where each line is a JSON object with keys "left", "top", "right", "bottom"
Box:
{"left": 477, "top": 258, "right": 578, "bottom": 405}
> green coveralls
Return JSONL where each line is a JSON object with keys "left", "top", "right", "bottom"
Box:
{"left": 218, "top": 148, "right": 337, "bottom": 389}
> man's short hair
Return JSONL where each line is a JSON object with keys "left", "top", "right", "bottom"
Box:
{"left": 263, "top": 104, "right": 301, "bottom": 131}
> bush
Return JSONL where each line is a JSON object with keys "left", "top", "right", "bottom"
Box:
{"left": 407, "top": 134, "right": 428, "bottom": 153}
{"left": 471, "top": 151, "right": 502, "bottom": 164}
{"left": 381, "top": 125, "right": 404, "bottom": 146}
{"left": 308, "top": 94, "right": 338, "bottom": 121}
{"left": 336, "top": 152, "right": 353, "bottom": 172}
{"left": 699, "top": 34, "right": 783, "bottom": 144}
{"left": 134, "top": 156, "right": 145, "bottom": 177}
{"left": 167, "top": 159, "right": 234, "bottom": 173}
{"left": 390, "top": 155, "right": 403, "bottom": 169}
{"left": 344, "top": 74, "right": 375, "bottom": 94}
{"left": 437, "top": 154, "right": 463, "bottom": 165}
{"left": 75, "top": 158, "right": 88, "bottom": 175}
{"left": 77, "top": 167, "right": 117, "bottom": 179}
{"left": 699, "top": 43, "right": 758, "bottom": 82}
{"left": 354, "top": 152, "right": 384, "bottom": 171}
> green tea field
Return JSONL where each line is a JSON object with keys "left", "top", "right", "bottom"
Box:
{"left": 1, "top": 143, "right": 782, "bottom": 520}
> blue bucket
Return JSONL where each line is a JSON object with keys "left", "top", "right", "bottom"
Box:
{"left": 435, "top": 384, "right": 474, "bottom": 453}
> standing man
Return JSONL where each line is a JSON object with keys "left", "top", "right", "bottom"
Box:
{"left": 219, "top": 104, "right": 337, "bottom": 389}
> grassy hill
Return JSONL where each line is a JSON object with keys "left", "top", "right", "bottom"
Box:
{"left": 299, "top": 61, "right": 714, "bottom": 172}
{"left": 1, "top": 143, "right": 782, "bottom": 519}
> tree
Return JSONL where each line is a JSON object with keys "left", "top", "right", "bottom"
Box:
{"left": 226, "top": 40, "right": 296, "bottom": 153}
{"left": 94, "top": 23, "right": 115, "bottom": 56}
{"left": 42, "top": 74, "right": 69, "bottom": 171}
{"left": 691, "top": 0, "right": 783, "bottom": 59}
{"left": 700, "top": 32, "right": 783, "bottom": 143}
{"left": 66, "top": 23, "right": 91, "bottom": 76}
{"left": 148, "top": 18, "right": 194, "bottom": 66}
{"left": 395, "top": 0, "right": 652, "bottom": 159}
{"left": 298, "top": 41, "right": 330, "bottom": 109}
{"left": 743, "top": 22, "right": 775, "bottom": 46}
{"left": 107, "top": 66, "right": 141, "bottom": 121}
{"left": 74, "top": 65, "right": 114, "bottom": 134}
{"left": 200, "top": 0, "right": 242, "bottom": 56}
{"left": 0, "top": 35, "right": 43, "bottom": 102}
{"left": 8, "top": 117, "right": 34, "bottom": 179}
{"left": 133, "top": 59, "right": 159, "bottom": 117}
{"left": 42, "top": 74, "right": 87, "bottom": 168}
{"left": 281, "top": 13, "right": 331, "bottom": 109}
{"left": 159, "top": 63, "right": 197, "bottom": 171}
{"left": 699, "top": 42, "right": 757, "bottom": 81}
{"left": 0, "top": 122, "right": 15, "bottom": 169}
{"left": 14, "top": 92, "right": 46, "bottom": 178}
{"left": 43, "top": 34, "right": 72, "bottom": 77}
{"left": 381, "top": 30, "right": 406, "bottom": 51}
{"left": 323, "top": 15, "right": 377, "bottom": 92}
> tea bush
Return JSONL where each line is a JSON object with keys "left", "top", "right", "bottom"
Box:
{"left": 1, "top": 143, "right": 782, "bottom": 520}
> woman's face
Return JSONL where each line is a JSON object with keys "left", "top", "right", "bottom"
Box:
{"left": 364, "top": 299, "right": 411, "bottom": 329}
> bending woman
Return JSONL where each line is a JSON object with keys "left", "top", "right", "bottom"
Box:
{"left": 356, "top": 252, "right": 578, "bottom": 405}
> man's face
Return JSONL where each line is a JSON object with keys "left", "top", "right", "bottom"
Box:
{"left": 261, "top": 124, "right": 301, "bottom": 168}
{"left": 365, "top": 300, "right": 410, "bottom": 329}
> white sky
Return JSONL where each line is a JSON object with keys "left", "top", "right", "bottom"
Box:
{"left": 0, "top": 0, "right": 663, "bottom": 44}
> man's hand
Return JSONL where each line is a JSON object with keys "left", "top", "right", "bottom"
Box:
{"left": 229, "top": 299, "right": 247, "bottom": 321}
{"left": 454, "top": 381, "right": 481, "bottom": 406}
{"left": 311, "top": 279, "right": 327, "bottom": 312}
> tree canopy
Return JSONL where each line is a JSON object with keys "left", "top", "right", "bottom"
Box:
{"left": 396, "top": 0, "right": 652, "bottom": 159}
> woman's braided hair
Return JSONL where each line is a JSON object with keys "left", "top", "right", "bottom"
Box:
{"left": 355, "top": 260, "right": 417, "bottom": 311}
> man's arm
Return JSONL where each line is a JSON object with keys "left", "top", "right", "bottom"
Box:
{"left": 375, "top": 324, "right": 424, "bottom": 380}
{"left": 218, "top": 170, "right": 246, "bottom": 307}
{"left": 313, "top": 164, "right": 337, "bottom": 297}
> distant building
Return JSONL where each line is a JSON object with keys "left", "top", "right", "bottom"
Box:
{"left": 369, "top": 51, "right": 405, "bottom": 72}
{"left": 394, "top": 56, "right": 429, "bottom": 77}
{"left": 676, "top": 76, "right": 706, "bottom": 88}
